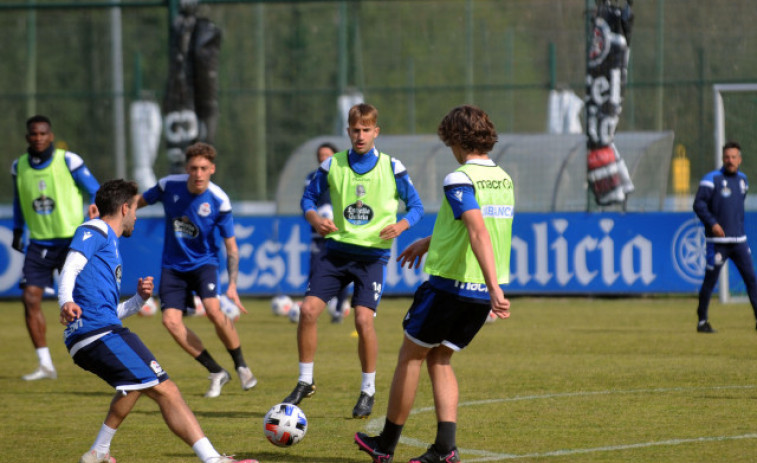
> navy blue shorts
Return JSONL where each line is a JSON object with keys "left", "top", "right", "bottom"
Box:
{"left": 403, "top": 282, "right": 491, "bottom": 351}
{"left": 307, "top": 252, "right": 385, "bottom": 310}
{"left": 20, "top": 241, "right": 70, "bottom": 289}
{"left": 71, "top": 327, "right": 169, "bottom": 391}
{"left": 159, "top": 265, "right": 219, "bottom": 312}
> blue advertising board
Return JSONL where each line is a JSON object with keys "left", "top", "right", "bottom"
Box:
{"left": 0, "top": 212, "right": 730, "bottom": 297}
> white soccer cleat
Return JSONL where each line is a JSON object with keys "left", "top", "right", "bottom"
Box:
{"left": 79, "top": 449, "right": 116, "bottom": 463}
{"left": 204, "top": 370, "right": 231, "bottom": 398}
{"left": 22, "top": 365, "right": 57, "bottom": 381}
{"left": 237, "top": 366, "right": 258, "bottom": 391}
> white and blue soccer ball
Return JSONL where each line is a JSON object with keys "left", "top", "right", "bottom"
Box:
{"left": 271, "top": 295, "right": 293, "bottom": 317}
{"left": 288, "top": 301, "right": 302, "bottom": 324}
{"left": 219, "top": 294, "right": 240, "bottom": 322}
{"left": 263, "top": 403, "right": 308, "bottom": 447}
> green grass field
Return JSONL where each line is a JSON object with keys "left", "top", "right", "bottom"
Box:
{"left": 2, "top": 296, "right": 757, "bottom": 463}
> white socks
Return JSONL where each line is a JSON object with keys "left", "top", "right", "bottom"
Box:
{"left": 37, "top": 347, "right": 55, "bottom": 370}
{"left": 298, "top": 362, "right": 314, "bottom": 384}
{"left": 298, "top": 363, "right": 373, "bottom": 394}
{"left": 192, "top": 437, "right": 221, "bottom": 463}
{"left": 92, "top": 423, "right": 117, "bottom": 456}
{"left": 361, "top": 371, "right": 376, "bottom": 396}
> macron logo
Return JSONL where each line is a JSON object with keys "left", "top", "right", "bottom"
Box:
{"left": 82, "top": 231, "right": 92, "bottom": 241}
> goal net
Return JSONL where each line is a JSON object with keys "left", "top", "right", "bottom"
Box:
{"left": 713, "top": 83, "right": 757, "bottom": 303}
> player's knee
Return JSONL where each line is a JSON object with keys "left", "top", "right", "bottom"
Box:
{"left": 162, "top": 312, "right": 183, "bottom": 332}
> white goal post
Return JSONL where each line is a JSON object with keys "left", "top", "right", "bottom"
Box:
{"left": 713, "top": 83, "right": 757, "bottom": 303}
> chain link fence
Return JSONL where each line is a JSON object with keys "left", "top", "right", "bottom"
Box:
{"left": 1, "top": 0, "right": 756, "bottom": 208}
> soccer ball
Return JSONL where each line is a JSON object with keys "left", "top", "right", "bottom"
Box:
{"left": 288, "top": 301, "right": 302, "bottom": 324}
{"left": 485, "top": 310, "right": 497, "bottom": 324}
{"left": 138, "top": 297, "right": 158, "bottom": 317}
{"left": 219, "top": 294, "right": 240, "bottom": 322}
{"left": 271, "top": 295, "right": 293, "bottom": 316}
{"left": 263, "top": 403, "right": 308, "bottom": 447}
{"left": 327, "top": 298, "right": 351, "bottom": 320}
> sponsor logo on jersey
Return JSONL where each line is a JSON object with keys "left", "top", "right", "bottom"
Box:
{"left": 173, "top": 217, "right": 200, "bottom": 238}
{"left": 115, "top": 264, "right": 122, "bottom": 285}
{"left": 474, "top": 178, "right": 513, "bottom": 190}
{"left": 481, "top": 205, "right": 514, "bottom": 219}
{"left": 343, "top": 201, "right": 373, "bottom": 225}
{"left": 32, "top": 195, "right": 55, "bottom": 215}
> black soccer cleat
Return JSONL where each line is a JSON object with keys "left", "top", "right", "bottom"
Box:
{"left": 354, "top": 432, "right": 393, "bottom": 463}
{"left": 697, "top": 321, "right": 716, "bottom": 333}
{"left": 352, "top": 391, "right": 375, "bottom": 418}
{"left": 282, "top": 381, "right": 316, "bottom": 405}
{"left": 408, "top": 445, "right": 461, "bottom": 463}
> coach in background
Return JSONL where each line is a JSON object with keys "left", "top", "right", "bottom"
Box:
{"left": 11, "top": 115, "right": 100, "bottom": 381}
{"left": 693, "top": 141, "right": 757, "bottom": 333}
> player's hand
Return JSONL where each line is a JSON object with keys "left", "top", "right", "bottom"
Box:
{"left": 380, "top": 220, "right": 409, "bottom": 241}
{"left": 712, "top": 223, "right": 725, "bottom": 238}
{"left": 137, "top": 276, "right": 154, "bottom": 300}
{"left": 226, "top": 287, "right": 247, "bottom": 314}
{"left": 60, "top": 301, "right": 83, "bottom": 324}
{"left": 397, "top": 236, "right": 431, "bottom": 269}
{"left": 11, "top": 228, "right": 24, "bottom": 253}
{"left": 315, "top": 217, "right": 338, "bottom": 237}
{"left": 489, "top": 286, "right": 510, "bottom": 319}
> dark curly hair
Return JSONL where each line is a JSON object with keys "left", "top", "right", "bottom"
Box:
{"left": 437, "top": 105, "right": 498, "bottom": 153}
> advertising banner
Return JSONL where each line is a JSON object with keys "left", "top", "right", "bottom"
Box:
{"left": 0, "top": 212, "right": 727, "bottom": 298}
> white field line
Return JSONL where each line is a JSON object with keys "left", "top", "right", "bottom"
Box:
{"left": 362, "top": 384, "right": 757, "bottom": 461}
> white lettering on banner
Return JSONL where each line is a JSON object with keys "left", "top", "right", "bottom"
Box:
{"left": 509, "top": 218, "right": 655, "bottom": 287}
{"left": 533, "top": 222, "right": 552, "bottom": 285}
{"left": 599, "top": 219, "right": 620, "bottom": 285}
{"left": 0, "top": 227, "right": 24, "bottom": 292}
{"left": 574, "top": 236, "right": 599, "bottom": 284}
{"left": 283, "top": 225, "right": 308, "bottom": 287}
{"left": 621, "top": 236, "right": 656, "bottom": 284}
{"left": 551, "top": 219, "right": 573, "bottom": 285}
{"left": 510, "top": 236, "right": 531, "bottom": 285}
{"left": 254, "top": 241, "right": 284, "bottom": 287}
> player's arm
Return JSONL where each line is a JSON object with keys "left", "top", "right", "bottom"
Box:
{"left": 223, "top": 235, "right": 247, "bottom": 314}
{"left": 693, "top": 177, "right": 718, "bottom": 231}
{"left": 58, "top": 250, "right": 88, "bottom": 324}
{"left": 461, "top": 209, "right": 510, "bottom": 318}
{"left": 392, "top": 157, "right": 424, "bottom": 226}
{"left": 302, "top": 163, "right": 337, "bottom": 236}
{"left": 116, "top": 277, "right": 154, "bottom": 319}
{"left": 10, "top": 166, "right": 25, "bottom": 252}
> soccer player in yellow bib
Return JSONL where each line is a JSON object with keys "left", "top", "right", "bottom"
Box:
{"left": 355, "top": 105, "right": 513, "bottom": 463}
{"left": 284, "top": 103, "right": 424, "bottom": 419}
{"left": 11, "top": 115, "right": 100, "bottom": 381}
